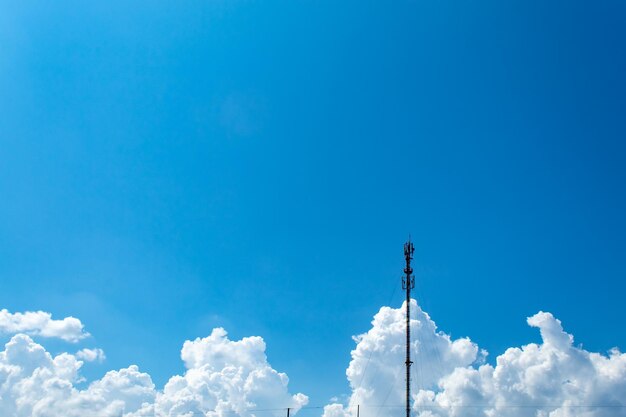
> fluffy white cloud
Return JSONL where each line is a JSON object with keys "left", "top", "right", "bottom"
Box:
{"left": 0, "top": 309, "right": 88, "bottom": 342}
{"left": 76, "top": 348, "right": 106, "bottom": 363}
{"left": 144, "top": 328, "right": 308, "bottom": 417}
{"left": 413, "top": 311, "right": 626, "bottom": 417}
{"left": 0, "top": 326, "right": 307, "bottom": 417}
{"left": 0, "top": 334, "right": 155, "bottom": 417}
{"left": 323, "top": 300, "right": 481, "bottom": 417}
{"left": 324, "top": 301, "right": 626, "bottom": 417}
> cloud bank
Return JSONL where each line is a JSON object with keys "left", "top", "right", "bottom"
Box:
{"left": 1, "top": 304, "right": 625, "bottom": 417}
{"left": 324, "top": 300, "right": 626, "bottom": 417}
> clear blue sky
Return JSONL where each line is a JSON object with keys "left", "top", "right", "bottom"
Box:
{"left": 1, "top": 0, "right": 625, "bottom": 407}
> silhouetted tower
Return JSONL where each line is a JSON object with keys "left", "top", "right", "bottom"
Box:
{"left": 402, "top": 240, "right": 415, "bottom": 417}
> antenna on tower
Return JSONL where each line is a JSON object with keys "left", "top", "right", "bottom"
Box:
{"left": 402, "top": 239, "right": 415, "bottom": 417}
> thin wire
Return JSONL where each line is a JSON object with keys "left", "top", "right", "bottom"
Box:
{"left": 414, "top": 273, "right": 445, "bottom": 395}
{"left": 359, "top": 404, "right": 626, "bottom": 408}
{"left": 348, "top": 281, "right": 398, "bottom": 413}
{"left": 154, "top": 404, "right": 626, "bottom": 416}
{"left": 373, "top": 368, "right": 403, "bottom": 417}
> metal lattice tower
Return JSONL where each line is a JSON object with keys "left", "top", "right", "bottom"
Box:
{"left": 402, "top": 240, "right": 415, "bottom": 417}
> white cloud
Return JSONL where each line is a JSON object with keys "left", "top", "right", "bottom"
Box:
{"left": 412, "top": 311, "right": 626, "bottom": 417}
{"left": 323, "top": 300, "right": 481, "bottom": 417}
{"left": 0, "top": 333, "right": 154, "bottom": 417}
{"left": 76, "top": 348, "right": 106, "bottom": 363}
{"left": 324, "top": 301, "right": 626, "bottom": 417}
{"left": 0, "top": 309, "right": 89, "bottom": 342}
{"left": 0, "top": 325, "right": 307, "bottom": 417}
{"left": 147, "top": 328, "right": 308, "bottom": 417}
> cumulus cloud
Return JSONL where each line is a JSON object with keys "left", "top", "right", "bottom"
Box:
{"left": 0, "top": 309, "right": 89, "bottom": 342}
{"left": 0, "top": 333, "right": 155, "bottom": 417}
{"left": 324, "top": 301, "right": 626, "bottom": 417}
{"left": 0, "top": 326, "right": 307, "bottom": 417}
{"left": 413, "top": 311, "right": 626, "bottom": 417}
{"left": 146, "top": 328, "right": 308, "bottom": 417}
{"left": 76, "top": 348, "right": 106, "bottom": 363}
{"left": 323, "top": 300, "right": 481, "bottom": 417}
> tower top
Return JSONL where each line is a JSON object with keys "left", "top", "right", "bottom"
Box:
{"left": 404, "top": 240, "right": 414, "bottom": 259}
{"left": 404, "top": 240, "right": 414, "bottom": 276}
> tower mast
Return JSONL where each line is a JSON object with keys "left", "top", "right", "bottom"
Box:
{"left": 402, "top": 240, "right": 415, "bottom": 417}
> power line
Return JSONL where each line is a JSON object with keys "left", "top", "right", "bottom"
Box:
{"left": 134, "top": 403, "right": 626, "bottom": 416}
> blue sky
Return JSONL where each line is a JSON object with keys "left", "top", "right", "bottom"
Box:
{"left": 1, "top": 0, "right": 625, "bottom": 409}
